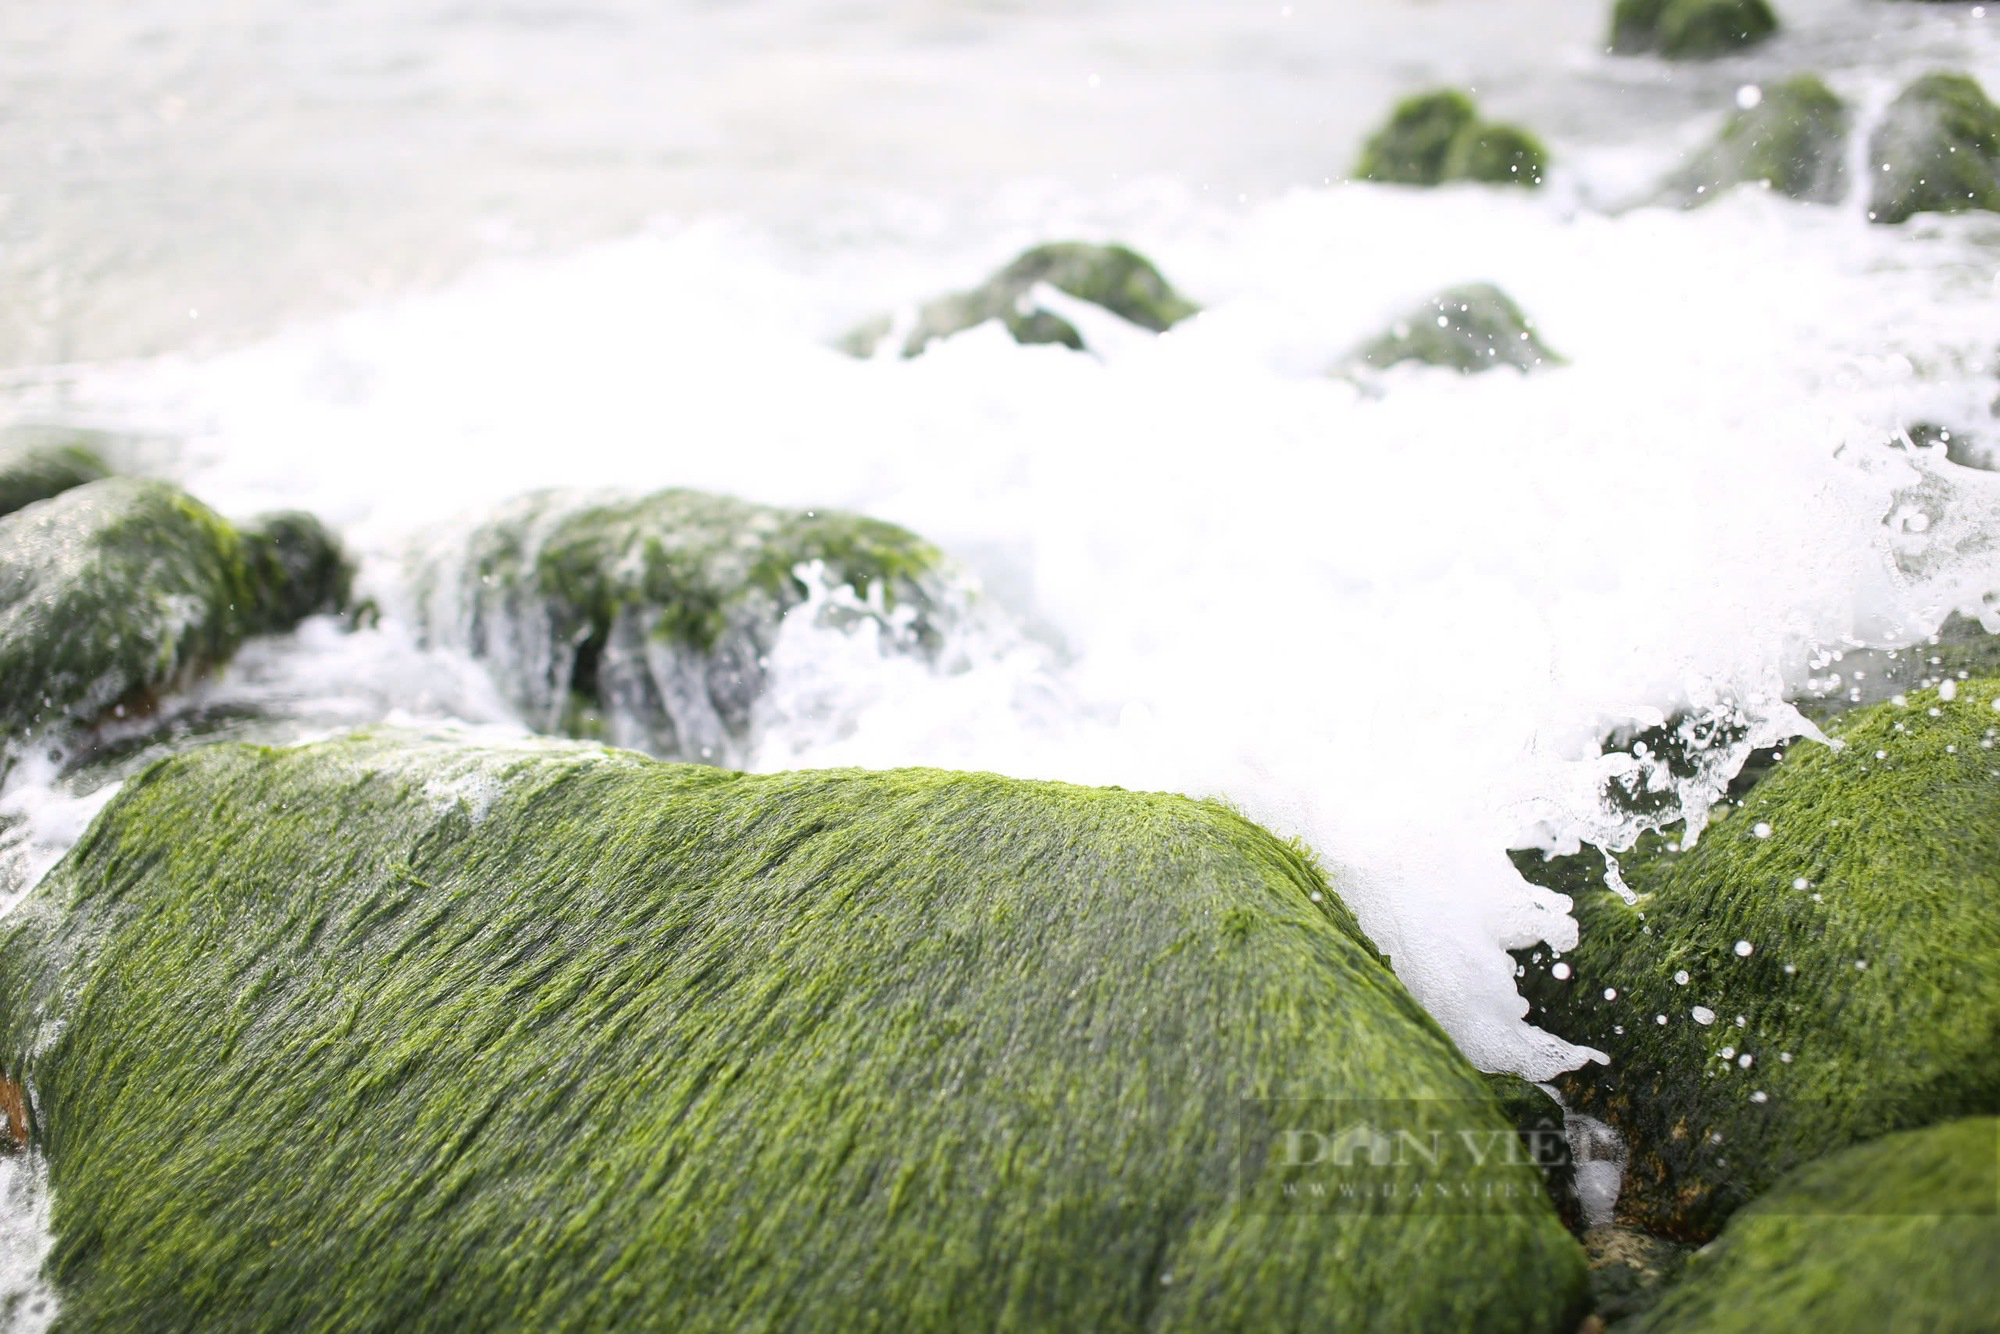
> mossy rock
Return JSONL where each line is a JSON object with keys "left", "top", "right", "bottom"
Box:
{"left": 841, "top": 242, "right": 1200, "bottom": 358}
{"left": 1354, "top": 283, "right": 1562, "bottom": 375}
{"left": 1482, "top": 1073, "right": 1582, "bottom": 1227}
{"left": 1583, "top": 1225, "right": 1691, "bottom": 1324}
{"left": 1355, "top": 90, "right": 1548, "bottom": 188}
{"left": 1441, "top": 123, "right": 1549, "bottom": 187}
{"left": 1667, "top": 75, "right": 1849, "bottom": 205}
{"left": 1516, "top": 681, "right": 2000, "bottom": 1241}
{"left": 416, "top": 488, "right": 949, "bottom": 760}
{"left": 0, "top": 731, "right": 1590, "bottom": 1332}
{"left": 1868, "top": 71, "right": 2000, "bottom": 224}
{"left": 1626, "top": 1118, "right": 2000, "bottom": 1332}
{"left": 1611, "top": 0, "right": 1779, "bottom": 59}
{"left": 0, "top": 436, "right": 111, "bottom": 520}
{"left": 0, "top": 478, "right": 351, "bottom": 744}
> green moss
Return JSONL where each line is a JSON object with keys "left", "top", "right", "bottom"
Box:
{"left": 428, "top": 488, "right": 948, "bottom": 757}
{"left": 1355, "top": 283, "right": 1562, "bottom": 375}
{"left": 1612, "top": 0, "right": 1778, "bottom": 59}
{"left": 840, "top": 243, "right": 1200, "bottom": 359}
{"left": 1868, "top": 71, "right": 2000, "bottom": 224}
{"left": 1517, "top": 681, "right": 2000, "bottom": 1241}
{"left": 1440, "top": 124, "right": 1549, "bottom": 187}
{"left": 1356, "top": 91, "right": 1481, "bottom": 185}
{"left": 1626, "top": 1118, "right": 2000, "bottom": 1332}
{"left": 0, "top": 731, "right": 1588, "bottom": 1332}
{"left": 240, "top": 511, "right": 353, "bottom": 633}
{"left": 0, "top": 479, "right": 347, "bottom": 743}
{"left": 1355, "top": 91, "right": 1548, "bottom": 188}
{"left": 0, "top": 438, "right": 111, "bottom": 520}
{"left": 1610, "top": 0, "right": 1674, "bottom": 53}
{"left": 1583, "top": 1225, "right": 1690, "bottom": 1324}
{"left": 1668, "top": 75, "right": 1850, "bottom": 205}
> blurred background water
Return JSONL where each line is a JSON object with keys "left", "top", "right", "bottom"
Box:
{"left": 3, "top": 0, "right": 1993, "bottom": 367}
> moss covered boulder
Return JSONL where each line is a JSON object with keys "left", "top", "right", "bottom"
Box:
{"left": 1868, "top": 71, "right": 2000, "bottom": 224}
{"left": 1354, "top": 283, "right": 1561, "bottom": 375}
{"left": 1610, "top": 0, "right": 1778, "bottom": 59}
{"left": 1517, "top": 681, "right": 2000, "bottom": 1241}
{"left": 0, "top": 731, "right": 1589, "bottom": 1331}
{"left": 1355, "top": 90, "right": 1548, "bottom": 188}
{"left": 0, "top": 478, "right": 350, "bottom": 742}
{"left": 840, "top": 242, "right": 1200, "bottom": 359}
{"left": 1627, "top": 1118, "right": 2000, "bottom": 1332}
{"left": 1667, "top": 75, "right": 1849, "bottom": 205}
{"left": 0, "top": 436, "right": 110, "bottom": 520}
{"left": 415, "top": 488, "right": 948, "bottom": 759}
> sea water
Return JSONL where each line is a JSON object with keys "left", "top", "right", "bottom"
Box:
{"left": 2, "top": 0, "right": 1999, "bottom": 1317}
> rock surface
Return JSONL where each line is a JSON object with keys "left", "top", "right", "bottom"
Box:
{"left": 1868, "top": 71, "right": 2000, "bottom": 225}
{"left": 1611, "top": 0, "right": 1779, "bottom": 60}
{"left": 413, "top": 487, "right": 950, "bottom": 761}
{"left": 839, "top": 242, "right": 1199, "bottom": 358}
{"left": 1355, "top": 90, "right": 1548, "bottom": 188}
{"left": 0, "top": 478, "right": 349, "bottom": 742}
{"left": 1354, "top": 284, "right": 1561, "bottom": 375}
{"left": 1625, "top": 1118, "right": 2000, "bottom": 1332}
{"left": 1666, "top": 75, "right": 1849, "bottom": 205}
{"left": 1517, "top": 681, "right": 2000, "bottom": 1241}
{"left": 0, "top": 731, "right": 1589, "bottom": 1332}
{"left": 0, "top": 437, "right": 111, "bottom": 521}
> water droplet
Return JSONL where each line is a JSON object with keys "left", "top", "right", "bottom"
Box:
{"left": 1692, "top": 1006, "right": 1716, "bottom": 1025}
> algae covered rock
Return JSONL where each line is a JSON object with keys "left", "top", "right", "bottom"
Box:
{"left": 1517, "top": 681, "right": 2000, "bottom": 1241}
{"left": 1584, "top": 1225, "right": 1691, "bottom": 1325}
{"left": 1868, "top": 71, "right": 2000, "bottom": 224}
{"left": 415, "top": 488, "right": 949, "bottom": 760}
{"left": 0, "top": 435, "right": 111, "bottom": 520}
{"left": 0, "top": 731, "right": 1589, "bottom": 1332}
{"left": 1667, "top": 75, "right": 1849, "bottom": 205}
{"left": 1611, "top": 0, "right": 1779, "bottom": 60}
{"left": 1354, "top": 283, "right": 1562, "bottom": 375}
{"left": 841, "top": 242, "right": 1199, "bottom": 358}
{"left": 1355, "top": 90, "right": 1548, "bottom": 187}
{"left": 0, "top": 478, "right": 351, "bottom": 742}
{"left": 1626, "top": 1118, "right": 2000, "bottom": 1333}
